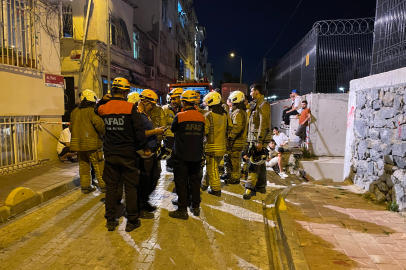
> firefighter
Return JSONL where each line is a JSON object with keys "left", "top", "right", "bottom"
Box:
{"left": 162, "top": 88, "right": 183, "bottom": 172}
{"left": 243, "top": 84, "right": 272, "bottom": 200}
{"left": 201, "top": 91, "right": 232, "bottom": 197}
{"left": 137, "top": 90, "right": 166, "bottom": 219}
{"left": 96, "top": 77, "right": 150, "bottom": 232}
{"left": 222, "top": 91, "right": 247, "bottom": 184}
{"left": 169, "top": 90, "right": 205, "bottom": 220}
{"left": 70, "top": 89, "right": 105, "bottom": 194}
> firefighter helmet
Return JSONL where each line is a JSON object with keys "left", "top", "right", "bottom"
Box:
{"left": 169, "top": 88, "right": 184, "bottom": 98}
{"left": 203, "top": 91, "right": 221, "bottom": 106}
{"left": 80, "top": 89, "right": 97, "bottom": 102}
{"left": 180, "top": 90, "right": 199, "bottom": 103}
{"left": 112, "top": 77, "right": 131, "bottom": 91}
{"left": 229, "top": 91, "right": 245, "bottom": 104}
{"left": 249, "top": 146, "right": 269, "bottom": 165}
{"left": 140, "top": 89, "right": 158, "bottom": 104}
{"left": 127, "top": 92, "right": 140, "bottom": 104}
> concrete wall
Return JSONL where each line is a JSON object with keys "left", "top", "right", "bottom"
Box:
{"left": 271, "top": 93, "right": 348, "bottom": 157}
{"left": 344, "top": 67, "right": 406, "bottom": 210}
{"left": 308, "top": 94, "right": 348, "bottom": 157}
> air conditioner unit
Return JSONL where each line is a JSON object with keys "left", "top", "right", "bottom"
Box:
{"left": 147, "top": 66, "right": 155, "bottom": 79}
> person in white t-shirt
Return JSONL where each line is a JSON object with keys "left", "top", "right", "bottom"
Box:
{"left": 283, "top": 89, "right": 301, "bottom": 126}
{"left": 57, "top": 126, "right": 77, "bottom": 162}
{"left": 272, "top": 127, "right": 289, "bottom": 149}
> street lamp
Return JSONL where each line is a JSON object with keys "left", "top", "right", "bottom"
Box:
{"left": 339, "top": 87, "right": 345, "bottom": 92}
{"left": 230, "top": 53, "right": 242, "bottom": 84}
{"left": 271, "top": 95, "right": 277, "bottom": 101}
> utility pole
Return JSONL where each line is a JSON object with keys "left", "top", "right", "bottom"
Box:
{"left": 262, "top": 58, "right": 266, "bottom": 91}
{"left": 106, "top": 0, "right": 111, "bottom": 94}
{"left": 239, "top": 57, "right": 242, "bottom": 84}
{"left": 77, "top": 0, "right": 92, "bottom": 93}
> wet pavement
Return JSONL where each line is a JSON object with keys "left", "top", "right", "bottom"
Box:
{"left": 0, "top": 165, "right": 289, "bottom": 270}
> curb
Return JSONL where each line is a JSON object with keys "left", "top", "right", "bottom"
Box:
{"left": 275, "top": 187, "right": 310, "bottom": 270}
{"left": 0, "top": 175, "right": 80, "bottom": 223}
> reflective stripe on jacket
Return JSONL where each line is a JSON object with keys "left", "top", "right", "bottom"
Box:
{"left": 162, "top": 104, "right": 177, "bottom": 138}
{"left": 204, "top": 106, "right": 232, "bottom": 156}
{"left": 228, "top": 106, "right": 248, "bottom": 150}
{"left": 70, "top": 101, "right": 104, "bottom": 152}
{"left": 171, "top": 108, "right": 205, "bottom": 162}
{"left": 248, "top": 95, "right": 272, "bottom": 144}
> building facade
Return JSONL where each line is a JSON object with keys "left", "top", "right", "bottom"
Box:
{"left": 0, "top": 0, "right": 63, "bottom": 173}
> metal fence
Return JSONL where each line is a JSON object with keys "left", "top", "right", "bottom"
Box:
{"left": 264, "top": 18, "right": 375, "bottom": 97}
{"left": 371, "top": 0, "right": 406, "bottom": 74}
{"left": 0, "top": 116, "right": 39, "bottom": 172}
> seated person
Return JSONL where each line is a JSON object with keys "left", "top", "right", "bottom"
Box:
{"left": 57, "top": 126, "right": 77, "bottom": 162}
{"left": 272, "top": 127, "right": 290, "bottom": 149}
{"left": 266, "top": 140, "right": 288, "bottom": 178}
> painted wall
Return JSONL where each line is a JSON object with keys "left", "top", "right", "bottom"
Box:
{"left": 308, "top": 93, "right": 348, "bottom": 157}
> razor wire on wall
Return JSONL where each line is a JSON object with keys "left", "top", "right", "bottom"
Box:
{"left": 264, "top": 18, "right": 374, "bottom": 97}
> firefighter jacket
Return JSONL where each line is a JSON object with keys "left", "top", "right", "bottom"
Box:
{"left": 150, "top": 105, "right": 165, "bottom": 141}
{"left": 171, "top": 107, "right": 205, "bottom": 162}
{"left": 96, "top": 97, "right": 149, "bottom": 157}
{"left": 248, "top": 95, "right": 272, "bottom": 144}
{"left": 228, "top": 103, "right": 248, "bottom": 150}
{"left": 70, "top": 100, "right": 105, "bottom": 152}
{"left": 204, "top": 104, "right": 232, "bottom": 157}
{"left": 162, "top": 104, "right": 178, "bottom": 138}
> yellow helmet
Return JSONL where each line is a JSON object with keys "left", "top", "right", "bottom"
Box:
{"left": 80, "top": 89, "right": 97, "bottom": 102}
{"left": 203, "top": 91, "right": 221, "bottom": 106}
{"left": 140, "top": 89, "right": 158, "bottom": 104}
{"left": 112, "top": 77, "right": 130, "bottom": 91}
{"left": 169, "top": 88, "right": 183, "bottom": 98}
{"left": 180, "top": 90, "right": 199, "bottom": 103}
{"left": 127, "top": 92, "right": 140, "bottom": 104}
{"left": 229, "top": 91, "right": 245, "bottom": 104}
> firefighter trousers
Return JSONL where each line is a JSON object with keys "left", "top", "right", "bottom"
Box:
{"left": 224, "top": 150, "right": 242, "bottom": 183}
{"left": 203, "top": 156, "right": 223, "bottom": 191}
{"left": 138, "top": 154, "right": 160, "bottom": 210}
{"left": 245, "top": 161, "right": 267, "bottom": 191}
{"left": 104, "top": 155, "right": 140, "bottom": 222}
{"left": 173, "top": 158, "right": 201, "bottom": 212}
{"left": 78, "top": 149, "right": 105, "bottom": 190}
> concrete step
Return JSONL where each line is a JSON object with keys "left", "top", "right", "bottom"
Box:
{"left": 300, "top": 157, "right": 344, "bottom": 182}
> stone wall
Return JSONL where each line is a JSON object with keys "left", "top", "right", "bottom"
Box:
{"left": 352, "top": 85, "right": 406, "bottom": 208}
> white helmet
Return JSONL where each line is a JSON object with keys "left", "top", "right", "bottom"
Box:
{"left": 80, "top": 89, "right": 97, "bottom": 102}
{"left": 127, "top": 92, "right": 140, "bottom": 104}
{"left": 229, "top": 91, "right": 245, "bottom": 104}
{"left": 203, "top": 92, "right": 221, "bottom": 106}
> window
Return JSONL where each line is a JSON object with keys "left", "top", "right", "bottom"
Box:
{"left": 178, "top": 58, "right": 184, "bottom": 81}
{"left": 133, "top": 32, "right": 139, "bottom": 59}
{"left": 62, "top": 3, "right": 73, "bottom": 38}
{"left": 110, "top": 17, "right": 131, "bottom": 51}
{"left": 0, "top": 0, "right": 39, "bottom": 68}
{"left": 178, "top": 2, "right": 187, "bottom": 28}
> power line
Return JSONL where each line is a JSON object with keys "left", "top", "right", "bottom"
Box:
{"left": 248, "top": 0, "right": 304, "bottom": 83}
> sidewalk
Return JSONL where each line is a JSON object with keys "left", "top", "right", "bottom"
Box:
{"left": 0, "top": 161, "right": 79, "bottom": 221}
{"left": 285, "top": 182, "right": 406, "bottom": 270}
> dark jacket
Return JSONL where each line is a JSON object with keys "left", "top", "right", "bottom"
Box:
{"left": 96, "top": 97, "right": 149, "bottom": 157}
{"left": 69, "top": 101, "right": 104, "bottom": 152}
{"left": 171, "top": 107, "right": 205, "bottom": 162}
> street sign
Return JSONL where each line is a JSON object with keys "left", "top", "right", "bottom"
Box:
{"left": 45, "top": 74, "right": 64, "bottom": 88}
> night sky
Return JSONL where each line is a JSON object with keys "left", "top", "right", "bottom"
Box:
{"left": 193, "top": 0, "right": 377, "bottom": 87}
